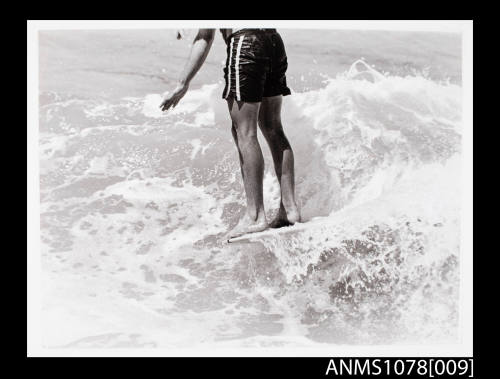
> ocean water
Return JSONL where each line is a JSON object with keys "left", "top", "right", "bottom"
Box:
{"left": 38, "top": 29, "right": 462, "bottom": 349}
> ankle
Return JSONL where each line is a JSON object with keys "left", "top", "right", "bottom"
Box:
{"left": 281, "top": 199, "right": 298, "bottom": 212}
{"left": 246, "top": 208, "right": 266, "bottom": 222}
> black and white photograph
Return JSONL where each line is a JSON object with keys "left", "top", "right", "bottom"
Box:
{"left": 27, "top": 20, "right": 473, "bottom": 358}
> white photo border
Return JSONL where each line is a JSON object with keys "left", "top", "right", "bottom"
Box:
{"left": 27, "top": 19, "right": 473, "bottom": 357}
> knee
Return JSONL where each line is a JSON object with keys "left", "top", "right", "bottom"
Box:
{"left": 260, "top": 112, "right": 282, "bottom": 126}
{"left": 260, "top": 117, "right": 283, "bottom": 134}
{"left": 261, "top": 121, "right": 289, "bottom": 144}
{"left": 267, "top": 126, "right": 285, "bottom": 140}
{"left": 233, "top": 121, "right": 258, "bottom": 141}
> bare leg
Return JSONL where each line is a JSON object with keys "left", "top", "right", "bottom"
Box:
{"left": 227, "top": 97, "right": 268, "bottom": 238}
{"left": 258, "top": 95, "right": 300, "bottom": 227}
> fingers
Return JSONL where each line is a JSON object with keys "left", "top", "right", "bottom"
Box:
{"left": 159, "top": 101, "right": 168, "bottom": 111}
{"left": 160, "top": 94, "right": 181, "bottom": 111}
{"left": 159, "top": 85, "right": 187, "bottom": 112}
{"left": 159, "top": 96, "right": 175, "bottom": 111}
{"left": 159, "top": 98, "right": 167, "bottom": 108}
{"left": 161, "top": 96, "right": 181, "bottom": 111}
{"left": 172, "top": 97, "right": 181, "bottom": 108}
{"left": 162, "top": 102, "right": 173, "bottom": 111}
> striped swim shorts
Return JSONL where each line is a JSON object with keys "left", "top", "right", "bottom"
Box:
{"left": 222, "top": 29, "right": 292, "bottom": 102}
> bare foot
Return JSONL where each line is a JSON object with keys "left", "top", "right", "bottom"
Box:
{"left": 227, "top": 213, "right": 268, "bottom": 239}
{"left": 269, "top": 205, "right": 301, "bottom": 229}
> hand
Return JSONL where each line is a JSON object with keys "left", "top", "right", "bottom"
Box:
{"left": 159, "top": 82, "right": 189, "bottom": 112}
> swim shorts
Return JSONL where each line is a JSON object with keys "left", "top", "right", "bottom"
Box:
{"left": 222, "top": 29, "right": 292, "bottom": 102}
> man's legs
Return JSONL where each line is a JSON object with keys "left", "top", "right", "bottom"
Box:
{"left": 227, "top": 97, "right": 268, "bottom": 238}
{"left": 258, "top": 95, "right": 300, "bottom": 227}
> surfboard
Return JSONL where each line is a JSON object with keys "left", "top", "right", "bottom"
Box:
{"left": 225, "top": 221, "right": 310, "bottom": 244}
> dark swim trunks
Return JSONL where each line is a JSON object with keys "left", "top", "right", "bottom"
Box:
{"left": 222, "top": 29, "right": 292, "bottom": 102}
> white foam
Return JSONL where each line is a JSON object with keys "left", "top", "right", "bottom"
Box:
{"left": 40, "top": 60, "right": 463, "bottom": 347}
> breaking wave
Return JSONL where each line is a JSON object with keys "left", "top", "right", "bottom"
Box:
{"left": 39, "top": 60, "right": 462, "bottom": 348}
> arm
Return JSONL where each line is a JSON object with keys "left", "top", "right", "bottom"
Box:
{"left": 160, "top": 29, "right": 215, "bottom": 111}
